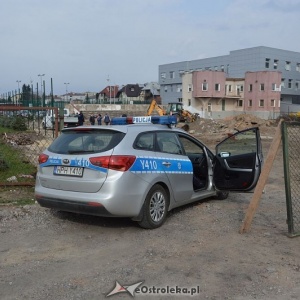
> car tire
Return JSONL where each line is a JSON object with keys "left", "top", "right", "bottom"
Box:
{"left": 138, "top": 184, "right": 169, "bottom": 229}
{"left": 215, "top": 191, "right": 229, "bottom": 200}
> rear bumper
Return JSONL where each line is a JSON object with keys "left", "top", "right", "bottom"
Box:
{"left": 36, "top": 195, "right": 113, "bottom": 217}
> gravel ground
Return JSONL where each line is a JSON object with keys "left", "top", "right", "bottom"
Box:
{"left": 0, "top": 136, "right": 300, "bottom": 300}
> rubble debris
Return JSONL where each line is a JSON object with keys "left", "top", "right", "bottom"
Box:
{"left": 187, "top": 114, "right": 277, "bottom": 144}
{"left": 2, "top": 132, "right": 38, "bottom": 146}
{"left": 7, "top": 176, "right": 18, "bottom": 182}
{"left": 18, "top": 174, "right": 35, "bottom": 179}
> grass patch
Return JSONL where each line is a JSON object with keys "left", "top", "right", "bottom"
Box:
{"left": 0, "top": 127, "right": 36, "bottom": 183}
{"left": 0, "top": 186, "right": 36, "bottom": 205}
{"left": 0, "top": 198, "right": 36, "bottom": 206}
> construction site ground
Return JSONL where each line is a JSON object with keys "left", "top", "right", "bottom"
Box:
{"left": 0, "top": 114, "right": 299, "bottom": 300}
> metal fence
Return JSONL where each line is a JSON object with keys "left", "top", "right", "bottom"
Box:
{"left": 282, "top": 121, "right": 300, "bottom": 237}
{"left": 0, "top": 106, "right": 59, "bottom": 186}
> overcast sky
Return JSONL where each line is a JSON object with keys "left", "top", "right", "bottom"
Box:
{"left": 1, "top": 0, "right": 300, "bottom": 96}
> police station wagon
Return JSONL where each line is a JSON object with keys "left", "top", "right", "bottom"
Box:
{"left": 35, "top": 115, "right": 263, "bottom": 229}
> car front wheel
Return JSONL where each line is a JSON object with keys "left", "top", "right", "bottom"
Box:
{"left": 138, "top": 184, "right": 169, "bottom": 229}
{"left": 215, "top": 191, "right": 229, "bottom": 200}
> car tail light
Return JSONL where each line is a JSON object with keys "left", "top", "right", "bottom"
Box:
{"left": 89, "top": 155, "right": 136, "bottom": 171}
{"left": 38, "top": 154, "right": 49, "bottom": 164}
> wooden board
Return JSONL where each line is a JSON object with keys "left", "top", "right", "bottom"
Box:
{"left": 239, "top": 120, "right": 283, "bottom": 234}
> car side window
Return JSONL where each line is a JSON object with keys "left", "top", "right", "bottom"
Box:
{"left": 135, "top": 132, "right": 155, "bottom": 151}
{"left": 178, "top": 135, "right": 204, "bottom": 155}
{"left": 216, "top": 129, "right": 257, "bottom": 157}
{"left": 157, "top": 132, "right": 183, "bottom": 155}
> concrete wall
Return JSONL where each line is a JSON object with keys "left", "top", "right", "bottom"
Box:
{"left": 65, "top": 104, "right": 155, "bottom": 118}
{"left": 209, "top": 110, "right": 280, "bottom": 120}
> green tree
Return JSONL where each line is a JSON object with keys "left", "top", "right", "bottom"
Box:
{"left": 85, "top": 93, "right": 90, "bottom": 104}
{"left": 22, "top": 84, "right": 31, "bottom": 107}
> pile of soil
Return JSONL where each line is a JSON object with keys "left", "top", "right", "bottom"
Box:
{"left": 186, "top": 114, "right": 278, "bottom": 145}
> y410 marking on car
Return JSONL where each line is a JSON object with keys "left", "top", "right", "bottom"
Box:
{"left": 74, "top": 157, "right": 90, "bottom": 167}
{"left": 140, "top": 159, "right": 158, "bottom": 170}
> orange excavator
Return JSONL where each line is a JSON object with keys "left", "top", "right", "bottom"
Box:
{"left": 146, "top": 100, "right": 198, "bottom": 123}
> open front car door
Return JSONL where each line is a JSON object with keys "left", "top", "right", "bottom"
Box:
{"left": 213, "top": 127, "right": 263, "bottom": 192}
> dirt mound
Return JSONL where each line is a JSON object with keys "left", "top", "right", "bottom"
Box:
{"left": 186, "top": 114, "right": 277, "bottom": 145}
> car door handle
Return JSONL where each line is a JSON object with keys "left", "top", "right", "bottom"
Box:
{"left": 162, "top": 162, "right": 171, "bottom": 167}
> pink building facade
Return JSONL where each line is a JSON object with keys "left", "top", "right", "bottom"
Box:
{"left": 244, "top": 71, "right": 281, "bottom": 113}
{"left": 182, "top": 70, "right": 281, "bottom": 119}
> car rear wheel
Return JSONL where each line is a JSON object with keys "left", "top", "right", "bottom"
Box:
{"left": 138, "top": 184, "right": 169, "bottom": 229}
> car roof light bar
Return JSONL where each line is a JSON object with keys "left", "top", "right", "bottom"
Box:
{"left": 110, "top": 115, "right": 177, "bottom": 126}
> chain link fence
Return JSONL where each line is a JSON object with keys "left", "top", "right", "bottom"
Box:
{"left": 282, "top": 121, "right": 300, "bottom": 237}
{"left": 0, "top": 107, "right": 58, "bottom": 186}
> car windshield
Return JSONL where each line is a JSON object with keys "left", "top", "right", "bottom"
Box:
{"left": 48, "top": 129, "right": 125, "bottom": 154}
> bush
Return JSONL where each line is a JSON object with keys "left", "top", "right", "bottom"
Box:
{"left": 12, "top": 116, "right": 27, "bottom": 131}
{"left": 0, "top": 116, "right": 27, "bottom": 131}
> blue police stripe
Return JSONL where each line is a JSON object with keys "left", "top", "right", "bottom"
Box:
{"left": 130, "top": 156, "right": 193, "bottom": 174}
{"left": 40, "top": 156, "right": 108, "bottom": 173}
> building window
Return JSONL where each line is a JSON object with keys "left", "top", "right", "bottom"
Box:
{"left": 259, "top": 99, "right": 264, "bottom": 107}
{"left": 215, "top": 83, "right": 220, "bottom": 91}
{"left": 237, "top": 100, "right": 243, "bottom": 107}
{"left": 285, "top": 61, "right": 291, "bottom": 71}
{"left": 164, "top": 86, "right": 168, "bottom": 92}
{"left": 188, "top": 99, "right": 191, "bottom": 106}
{"left": 170, "top": 85, "right": 174, "bottom": 92}
{"left": 278, "top": 99, "right": 281, "bottom": 107}
{"left": 274, "top": 59, "right": 278, "bottom": 69}
{"left": 207, "top": 102, "right": 212, "bottom": 112}
{"left": 161, "top": 72, "right": 166, "bottom": 79}
{"left": 260, "top": 83, "right": 265, "bottom": 91}
{"left": 265, "top": 58, "right": 270, "bottom": 68}
{"left": 177, "top": 85, "right": 182, "bottom": 92}
{"left": 228, "top": 85, "right": 232, "bottom": 92}
{"left": 221, "top": 65, "right": 224, "bottom": 72}
{"left": 248, "top": 99, "right": 252, "bottom": 107}
{"left": 169, "top": 71, "right": 175, "bottom": 79}
{"left": 188, "top": 84, "right": 192, "bottom": 92}
{"left": 249, "top": 84, "right": 253, "bottom": 92}
{"left": 296, "top": 81, "right": 299, "bottom": 90}
{"left": 296, "top": 63, "right": 300, "bottom": 72}
{"left": 179, "top": 70, "right": 184, "bottom": 76}
{"left": 271, "top": 99, "right": 275, "bottom": 107}
{"left": 281, "top": 78, "right": 285, "bottom": 88}
{"left": 288, "top": 79, "right": 292, "bottom": 88}
{"left": 178, "top": 98, "right": 183, "bottom": 103}
{"left": 272, "top": 83, "right": 276, "bottom": 91}
{"left": 237, "top": 85, "right": 243, "bottom": 94}
{"left": 202, "top": 82, "right": 208, "bottom": 91}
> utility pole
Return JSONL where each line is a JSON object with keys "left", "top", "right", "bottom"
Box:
{"left": 64, "top": 82, "right": 70, "bottom": 102}
{"left": 107, "top": 75, "right": 111, "bottom": 104}
{"left": 38, "top": 74, "right": 45, "bottom": 107}
{"left": 16, "top": 80, "right": 21, "bottom": 105}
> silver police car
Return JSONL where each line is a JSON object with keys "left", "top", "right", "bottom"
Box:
{"left": 35, "top": 115, "right": 263, "bottom": 229}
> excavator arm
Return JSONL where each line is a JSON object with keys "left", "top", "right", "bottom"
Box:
{"left": 146, "top": 99, "right": 166, "bottom": 116}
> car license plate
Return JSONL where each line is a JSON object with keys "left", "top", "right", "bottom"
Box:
{"left": 54, "top": 166, "right": 84, "bottom": 177}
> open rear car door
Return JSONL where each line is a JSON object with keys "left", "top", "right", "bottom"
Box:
{"left": 213, "top": 127, "right": 263, "bottom": 191}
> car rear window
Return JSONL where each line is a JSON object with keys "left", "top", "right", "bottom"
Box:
{"left": 48, "top": 129, "right": 125, "bottom": 154}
